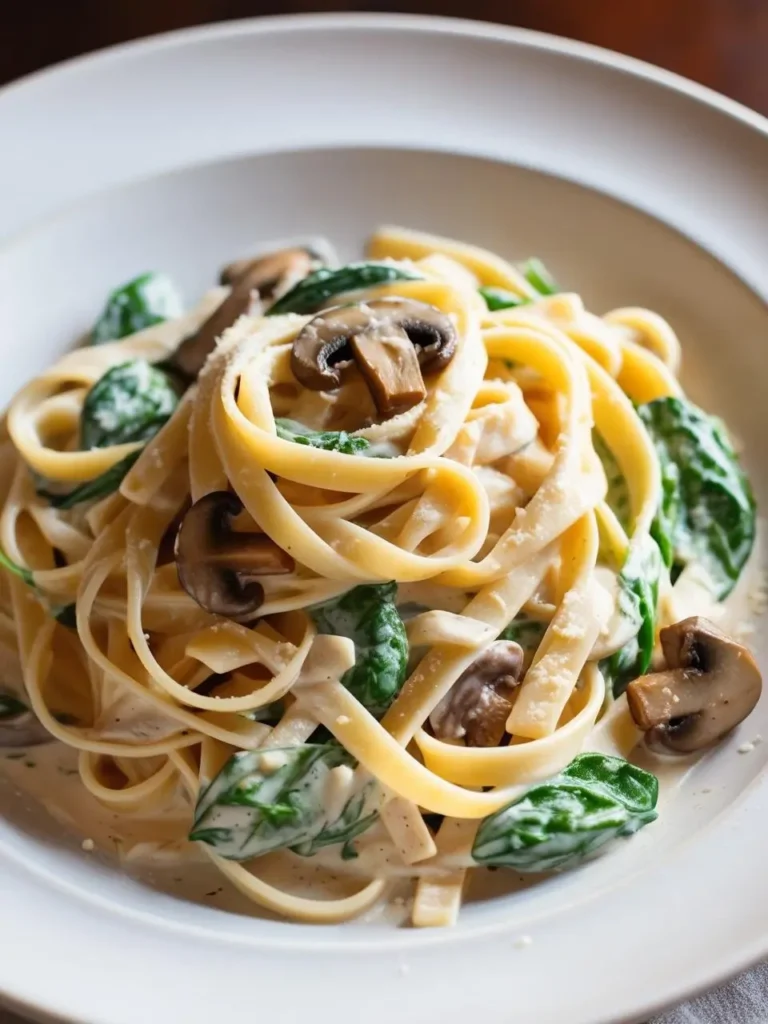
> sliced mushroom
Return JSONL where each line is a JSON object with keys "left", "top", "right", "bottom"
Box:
{"left": 175, "top": 491, "right": 294, "bottom": 621}
{"left": 626, "top": 616, "right": 762, "bottom": 753}
{"left": 430, "top": 640, "right": 524, "bottom": 747}
{"left": 0, "top": 694, "right": 53, "bottom": 748}
{"left": 168, "top": 248, "right": 316, "bottom": 381}
{"left": 291, "top": 298, "right": 457, "bottom": 417}
{"left": 219, "top": 246, "right": 316, "bottom": 292}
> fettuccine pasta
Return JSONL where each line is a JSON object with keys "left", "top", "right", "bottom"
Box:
{"left": 0, "top": 227, "right": 760, "bottom": 927}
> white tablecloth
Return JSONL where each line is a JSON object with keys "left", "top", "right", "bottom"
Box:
{"left": 649, "top": 963, "right": 768, "bottom": 1024}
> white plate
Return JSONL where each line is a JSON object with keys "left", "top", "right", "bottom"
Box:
{"left": 1, "top": 15, "right": 768, "bottom": 1024}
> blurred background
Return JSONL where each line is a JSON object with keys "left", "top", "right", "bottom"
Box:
{"left": 1, "top": 0, "right": 767, "bottom": 113}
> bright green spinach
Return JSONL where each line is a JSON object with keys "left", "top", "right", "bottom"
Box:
{"left": 637, "top": 397, "right": 755, "bottom": 598}
{"left": 39, "top": 360, "right": 179, "bottom": 509}
{"left": 310, "top": 582, "right": 408, "bottom": 718}
{"left": 479, "top": 287, "right": 529, "bottom": 312}
{"left": 275, "top": 418, "right": 372, "bottom": 455}
{"left": 472, "top": 752, "right": 658, "bottom": 872}
{"left": 479, "top": 258, "right": 559, "bottom": 310}
{"left": 266, "top": 262, "right": 423, "bottom": 315}
{"left": 521, "top": 257, "right": 559, "bottom": 296}
{"left": 0, "top": 550, "right": 34, "bottom": 586}
{"left": 600, "top": 536, "right": 661, "bottom": 696}
{"left": 81, "top": 360, "right": 178, "bottom": 450}
{"left": 91, "top": 272, "right": 183, "bottom": 345}
{"left": 190, "top": 741, "right": 379, "bottom": 861}
{"left": 593, "top": 431, "right": 631, "bottom": 530}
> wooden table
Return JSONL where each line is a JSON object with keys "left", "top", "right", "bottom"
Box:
{"left": 2, "top": 0, "right": 767, "bottom": 114}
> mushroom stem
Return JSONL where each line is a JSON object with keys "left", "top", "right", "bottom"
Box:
{"left": 350, "top": 326, "right": 427, "bottom": 416}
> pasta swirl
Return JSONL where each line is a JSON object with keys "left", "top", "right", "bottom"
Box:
{"left": 0, "top": 226, "right": 757, "bottom": 929}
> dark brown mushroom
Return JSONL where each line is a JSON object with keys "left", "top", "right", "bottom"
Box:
{"left": 219, "top": 246, "right": 316, "bottom": 291}
{"left": 290, "top": 298, "right": 457, "bottom": 417}
{"left": 168, "top": 248, "right": 317, "bottom": 382}
{"left": 626, "top": 616, "right": 762, "bottom": 753}
{"left": 0, "top": 695, "right": 53, "bottom": 748}
{"left": 174, "top": 491, "right": 294, "bottom": 621}
{"left": 429, "top": 640, "right": 524, "bottom": 747}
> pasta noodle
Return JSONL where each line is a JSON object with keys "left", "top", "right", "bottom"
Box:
{"left": 0, "top": 226, "right": 760, "bottom": 929}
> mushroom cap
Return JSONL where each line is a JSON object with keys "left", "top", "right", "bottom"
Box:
{"left": 219, "top": 246, "right": 316, "bottom": 292}
{"left": 290, "top": 298, "right": 458, "bottom": 404}
{"left": 430, "top": 640, "right": 524, "bottom": 748}
{"left": 626, "top": 616, "right": 762, "bottom": 753}
{"left": 175, "top": 491, "right": 294, "bottom": 621}
{"left": 169, "top": 247, "right": 316, "bottom": 381}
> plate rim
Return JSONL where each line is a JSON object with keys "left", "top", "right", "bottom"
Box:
{"left": 1, "top": 14, "right": 768, "bottom": 1024}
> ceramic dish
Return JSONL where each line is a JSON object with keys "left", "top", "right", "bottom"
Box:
{"left": 0, "top": 15, "right": 768, "bottom": 1024}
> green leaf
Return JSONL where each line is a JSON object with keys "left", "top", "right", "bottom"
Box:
{"left": 637, "top": 397, "right": 755, "bottom": 598}
{"left": 190, "top": 742, "right": 380, "bottom": 861}
{"left": 0, "top": 693, "right": 28, "bottom": 720}
{"left": 498, "top": 615, "right": 547, "bottom": 652}
{"left": 91, "top": 272, "right": 183, "bottom": 344}
{"left": 472, "top": 752, "right": 658, "bottom": 872}
{"left": 593, "top": 431, "right": 631, "bottom": 530}
{"left": 275, "top": 418, "right": 372, "bottom": 455}
{"left": 266, "top": 262, "right": 423, "bottom": 315}
{"left": 0, "top": 550, "right": 34, "bottom": 586}
{"left": 600, "top": 535, "right": 661, "bottom": 696}
{"left": 520, "top": 258, "right": 559, "bottom": 296}
{"left": 81, "top": 360, "right": 179, "bottom": 450}
{"left": 292, "top": 784, "right": 379, "bottom": 857}
{"left": 39, "top": 451, "right": 140, "bottom": 510}
{"left": 310, "top": 582, "right": 409, "bottom": 718}
{"left": 479, "top": 286, "right": 530, "bottom": 312}
{"left": 39, "top": 359, "right": 180, "bottom": 509}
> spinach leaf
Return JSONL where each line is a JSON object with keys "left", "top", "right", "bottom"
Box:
{"left": 0, "top": 693, "right": 28, "bottom": 720}
{"left": 91, "top": 272, "right": 183, "bottom": 345}
{"left": 637, "top": 397, "right": 755, "bottom": 598}
{"left": 472, "top": 752, "right": 658, "bottom": 872}
{"left": 593, "top": 431, "right": 631, "bottom": 530}
{"left": 0, "top": 550, "right": 34, "bottom": 586}
{"left": 520, "top": 257, "right": 559, "bottom": 296}
{"left": 39, "top": 451, "right": 141, "bottom": 510}
{"left": 479, "top": 258, "right": 559, "bottom": 309}
{"left": 39, "top": 359, "right": 177, "bottom": 510}
{"left": 310, "top": 582, "right": 408, "bottom": 717}
{"left": 600, "top": 535, "right": 661, "bottom": 696}
{"left": 498, "top": 614, "right": 547, "bottom": 652}
{"left": 81, "top": 360, "right": 179, "bottom": 450}
{"left": 190, "top": 741, "right": 379, "bottom": 861}
{"left": 266, "top": 262, "right": 423, "bottom": 316}
{"left": 275, "top": 418, "right": 372, "bottom": 455}
{"left": 479, "top": 287, "right": 530, "bottom": 312}
{"left": 292, "top": 784, "right": 379, "bottom": 857}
